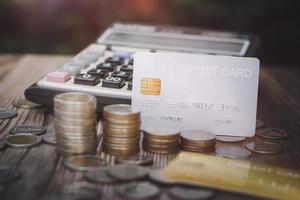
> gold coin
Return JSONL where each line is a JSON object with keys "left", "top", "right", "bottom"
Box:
{"left": 64, "top": 155, "right": 107, "bottom": 171}
{"left": 103, "top": 104, "right": 140, "bottom": 121}
{"left": 143, "top": 127, "right": 180, "bottom": 139}
{"left": 104, "top": 117, "right": 141, "bottom": 126}
{"left": 181, "top": 130, "right": 216, "bottom": 142}
{"left": 54, "top": 92, "right": 96, "bottom": 107}
{"left": 216, "top": 136, "right": 246, "bottom": 143}
{"left": 5, "top": 134, "right": 42, "bottom": 148}
{"left": 13, "top": 98, "right": 42, "bottom": 109}
{"left": 245, "top": 141, "right": 283, "bottom": 154}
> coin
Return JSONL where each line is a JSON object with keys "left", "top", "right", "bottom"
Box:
{"left": 169, "top": 186, "right": 214, "bottom": 200}
{"left": 0, "top": 141, "right": 5, "bottom": 151}
{"left": 42, "top": 134, "right": 56, "bottom": 145}
{"left": 115, "top": 154, "right": 153, "bottom": 165}
{"left": 103, "top": 104, "right": 140, "bottom": 120}
{"left": 108, "top": 164, "right": 149, "bottom": 181}
{"left": 116, "top": 181, "right": 159, "bottom": 200}
{"left": 256, "top": 119, "right": 265, "bottom": 129}
{"left": 245, "top": 141, "right": 283, "bottom": 154}
{"left": 256, "top": 128, "right": 288, "bottom": 140}
{"left": 0, "top": 166, "right": 21, "bottom": 184}
{"left": 216, "top": 146, "right": 251, "bottom": 159}
{"left": 64, "top": 155, "right": 107, "bottom": 171}
{"left": 61, "top": 182, "right": 102, "bottom": 199}
{"left": 85, "top": 167, "right": 117, "bottom": 184}
{"left": 143, "top": 127, "right": 181, "bottom": 138}
{"left": 148, "top": 169, "right": 176, "bottom": 185}
{"left": 181, "top": 130, "right": 216, "bottom": 142}
{"left": 10, "top": 125, "right": 46, "bottom": 135}
{"left": 216, "top": 136, "right": 246, "bottom": 143}
{"left": 0, "top": 108, "right": 17, "bottom": 120}
{"left": 13, "top": 98, "right": 42, "bottom": 109}
{"left": 180, "top": 130, "right": 216, "bottom": 153}
{"left": 5, "top": 134, "right": 42, "bottom": 148}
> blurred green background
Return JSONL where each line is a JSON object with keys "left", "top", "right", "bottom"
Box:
{"left": 0, "top": 0, "right": 299, "bottom": 65}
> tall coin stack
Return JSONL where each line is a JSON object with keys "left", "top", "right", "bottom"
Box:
{"left": 54, "top": 92, "right": 97, "bottom": 155}
{"left": 180, "top": 130, "right": 216, "bottom": 153}
{"left": 143, "top": 127, "right": 180, "bottom": 154}
{"left": 102, "top": 104, "right": 140, "bottom": 156}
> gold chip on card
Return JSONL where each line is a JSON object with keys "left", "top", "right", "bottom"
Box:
{"left": 141, "top": 78, "right": 161, "bottom": 95}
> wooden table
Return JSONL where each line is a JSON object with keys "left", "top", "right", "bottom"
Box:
{"left": 0, "top": 54, "right": 299, "bottom": 200}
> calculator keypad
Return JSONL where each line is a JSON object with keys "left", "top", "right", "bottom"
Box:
{"left": 87, "top": 69, "right": 109, "bottom": 78}
{"left": 74, "top": 74, "right": 101, "bottom": 86}
{"left": 120, "top": 64, "right": 133, "bottom": 73}
{"left": 97, "top": 62, "right": 117, "bottom": 71}
{"left": 105, "top": 57, "right": 124, "bottom": 65}
{"left": 102, "top": 76, "right": 125, "bottom": 88}
{"left": 111, "top": 71, "right": 132, "bottom": 81}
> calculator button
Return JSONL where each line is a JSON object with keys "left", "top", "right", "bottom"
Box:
{"left": 74, "top": 74, "right": 101, "bottom": 86}
{"left": 102, "top": 76, "right": 125, "bottom": 88}
{"left": 128, "top": 59, "right": 134, "bottom": 65}
{"left": 120, "top": 64, "right": 133, "bottom": 73}
{"left": 113, "top": 51, "right": 131, "bottom": 60}
{"left": 127, "top": 81, "right": 132, "bottom": 90}
{"left": 111, "top": 71, "right": 132, "bottom": 81}
{"left": 47, "top": 71, "right": 70, "bottom": 82}
{"left": 105, "top": 57, "right": 124, "bottom": 65}
{"left": 97, "top": 62, "right": 117, "bottom": 71}
{"left": 87, "top": 69, "right": 109, "bottom": 78}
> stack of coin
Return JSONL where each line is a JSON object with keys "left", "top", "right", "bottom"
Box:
{"left": 180, "top": 130, "right": 216, "bottom": 153}
{"left": 54, "top": 92, "right": 97, "bottom": 155}
{"left": 143, "top": 127, "right": 180, "bottom": 154}
{"left": 102, "top": 104, "right": 140, "bottom": 156}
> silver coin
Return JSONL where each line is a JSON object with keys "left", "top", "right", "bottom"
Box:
{"left": 64, "top": 155, "right": 107, "bottom": 172}
{"left": 256, "top": 128, "right": 288, "bottom": 140}
{"left": 245, "top": 141, "right": 283, "bottom": 154}
{"left": 0, "top": 166, "right": 21, "bottom": 184}
{"left": 148, "top": 169, "right": 176, "bottom": 185}
{"left": 85, "top": 167, "right": 117, "bottom": 184}
{"left": 215, "top": 146, "right": 251, "bottom": 159}
{"left": 115, "top": 154, "right": 153, "bottom": 166}
{"left": 10, "top": 125, "right": 46, "bottom": 135}
{"left": 0, "top": 141, "right": 5, "bottom": 151}
{"left": 0, "top": 108, "right": 17, "bottom": 120}
{"left": 5, "top": 134, "right": 42, "bottom": 148}
{"left": 42, "top": 134, "right": 56, "bottom": 145}
{"left": 108, "top": 164, "right": 149, "bottom": 181}
{"left": 116, "top": 181, "right": 159, "bottom": 200}
{"left": 61, "top": 182, "right": 102, "bottom": 199}
{"left": 169, "top": 186, "right": 214, "bottom": 200}
{"left": 216, "top": 136, "right": 246, "bottom": 143}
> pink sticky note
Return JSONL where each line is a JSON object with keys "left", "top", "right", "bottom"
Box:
{"left": 47, "top": 71, "right": 70, "bottom": 82}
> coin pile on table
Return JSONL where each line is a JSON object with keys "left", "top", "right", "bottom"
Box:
{"left": 102, "top": 104, "right": 140, "bottom": 156}
{"left": 180, "top": 130, "right": 216, "bottom": 153}
{"left": 54, "top": 92, "right": 97, "bottom": 156}
{"left": 143, "top": 127, "right": 180, "bottom": 154}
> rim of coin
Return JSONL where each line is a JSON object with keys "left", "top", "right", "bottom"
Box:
{"left": 13, "top": 98, "right": 42, "bottom": 109}
{"left": 10, "top": 125, "right": 46, "bottom": 135}
{"left": 116, "top": 181, "right": 159, "bottom": 200}
{"left": 61, "top": 182, "right": 102, "bottom": 199}
{"left": 143, "top": 127, "right": 181, "bottom": 138}
{"left": 103, "top": 104, "right": 140, "bottom": 120}
{"left": 148, "top": 169, "right": 177, "bottom": 185}
{"left": 245, "top": 141, "right": 283, "bottom": 154}
{"left": 169, "top": 186, "right": 215, "bottom": 200}
{"left": 0, "top": 108, "right": 18, "bottom": 120}
{"left": 256, "top": 128, "right": 288, "bottom": 140}
{"left": 5, "top": 134, "right": 42, "bottom": 148}
{"left": 108, "top": 164, "right": 149, "bottom": 180}
{"left": 0, "top": 166, "right": 21, "bottom": 184}
{"left": 54, "top": 92, "right": 96, "bottom": 106}
{"left": 216, "top": 136, "right": 246, "bottom": 143}
{"left": 85, "top": 167, "right": 117, "bottom": 184}
{"left": 215, "top": 146, "right": 251, "bottom": 159}
{"left": 42, "top": 134, "right": 56, "bottom": 145}
{"left": 115, "top": 154, "right": 153, "bottom": 165}
{"left": 181, "top": 130, "right": 216, "bottom": 142}
{"left": 64, "top": 155, "right": 107, "bottom": 171}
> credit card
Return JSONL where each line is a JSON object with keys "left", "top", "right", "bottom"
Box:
{"left": 162, "top": 152, "right": 300, "bottom": 200}
{"left": 132, "top": 52, "right": 260, "bottom": 136}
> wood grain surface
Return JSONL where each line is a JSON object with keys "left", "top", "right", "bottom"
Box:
{"left": 0, "top": 54, "right": 299, "bottom": 200}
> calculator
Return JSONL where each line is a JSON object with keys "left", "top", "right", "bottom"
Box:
{"left": 25, "top": 23, "right": 259, "bottom": 111}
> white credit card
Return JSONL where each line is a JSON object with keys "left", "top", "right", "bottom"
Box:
{"left": 132, "top": 52, "right": 260, "bottom": 137}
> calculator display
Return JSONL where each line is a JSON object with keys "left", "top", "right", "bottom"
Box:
{"left": 103, "top": 32, "right": 248, "bottom": 56}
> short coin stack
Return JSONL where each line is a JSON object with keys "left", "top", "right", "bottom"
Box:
{"left": 143, "top": 127, "right": 180, "bottom": 154}
{"left": 180, "top": 130, "right": 216, "bottom": 153}
{"left": 102, "top": 104, "right": 140, "bottom": 156}
{"left": 54, "top": 92, "right": 97, "bottom": 155}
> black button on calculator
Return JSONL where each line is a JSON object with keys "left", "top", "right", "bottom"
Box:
{"left": 105, "top": 57, "right": 124, "bottom": 65}
{"left": 87, "top": 69, "right": 109, "bottom": 78}
{"left": 102, "top": 76, "right": 125, "bottom": 88}
{"left": 74, "top": 74, "right": 101, "bottom": 86}
{"left": 128, "top": 59, "right": 134, "bottom": 65}
{"left": 127, "top": 81, "right": 132, "bottom": 90}
{"left": 120, "top": 64, "right": 133, "bottom": 73}
{"left": 97, "top": 63, "right": 117, "bottom": 71}
{"left": 111, "top": 71, "right": 132, "bottom": 81}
